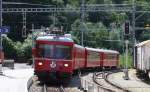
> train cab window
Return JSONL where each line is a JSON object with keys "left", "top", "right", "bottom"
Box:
{"left": 38, "top": 44, "right": 53, "bottom": 58}
{"left": 54, "top": 45, "right": 71, "bottom": 59}
{"left": 37, "top": 44, "right": 71, "bottom": 60}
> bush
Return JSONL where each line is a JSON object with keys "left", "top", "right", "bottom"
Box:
{"left": 3, "top": 36, "right": 17, "bottom": 59}
{"left": 3, "top": 35, "right": 32, "bottom": 63}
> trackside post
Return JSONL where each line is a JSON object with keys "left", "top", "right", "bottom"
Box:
{"left": 123, "top": 40, "right": 129, "bottom": 80}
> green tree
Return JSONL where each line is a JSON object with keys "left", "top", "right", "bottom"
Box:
{"left": 3, "top": 36, "right": 17, "bottom": 59}
{"left": 139, "top": 31, "right": 150, "bottom": 41}
{"left": 71, "top": 20, "right": 110, "bottom": 48}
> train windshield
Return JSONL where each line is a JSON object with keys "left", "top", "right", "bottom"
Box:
{"left": 37, "top": 44, "right": 71, "bottom": 60}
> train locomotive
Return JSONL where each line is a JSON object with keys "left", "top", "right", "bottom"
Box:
{"left": 32, "top": 31, "right": 119, "bottom": 82}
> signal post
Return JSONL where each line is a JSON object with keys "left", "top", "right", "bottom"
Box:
{"left": 123, "top": 21, "right": 130, "bottom": 80}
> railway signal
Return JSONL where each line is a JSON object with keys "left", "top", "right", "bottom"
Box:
{"left": 124, "top": 21, "right": 130, "bottom": 40}
{"left": 124, "top": 22, "right": 130, "bottom": 35}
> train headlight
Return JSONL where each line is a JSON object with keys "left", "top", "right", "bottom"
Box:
{"left": 38, "top": 62, "right": 43, "bottom": 66}
{"left": 64, "top": 64, "right": 69, "bottom": 67}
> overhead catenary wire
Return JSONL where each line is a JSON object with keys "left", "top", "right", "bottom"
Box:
{"left": 2, "top": 2, "right": 55, "bottom": 7}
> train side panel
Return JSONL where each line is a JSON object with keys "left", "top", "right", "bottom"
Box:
{"left": 86, "top": 49, "right": 101, "bottom": 68}
{"left": 103, "top": 53, "right": 118, "bottom": 68}
{"left": 73, "top": 45, "right": 86, "bottom": 70}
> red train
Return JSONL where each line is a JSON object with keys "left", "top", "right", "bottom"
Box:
{"left": 32, "top": 33, "right": 119, "bottom": 82}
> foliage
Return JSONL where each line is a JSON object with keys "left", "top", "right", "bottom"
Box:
{"left": 119, "top": 53, "right": 132, "bottom": 68}
{"left": 108, "top": 27, "right": 125, "bottom": 52}
{"left": 3, "top": 35, "right": 17, "bottom": 59}
{"left": 23, "top": 35, "right": 32, "bottom": 59}
{"left": 138, "top": 31, "right": 150, "bottom": 41}
{"left": 3, "top": 35, "right": 32, "bottom": 62}
{"left": 2, "top": 0, "right": 150, "bottom": 65}
{"left": 71, "top": 20, "right": 110, "bottom": 48}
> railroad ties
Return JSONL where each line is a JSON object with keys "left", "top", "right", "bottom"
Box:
{"left": 29, "top": 75, "right": 82, "bottom": 92}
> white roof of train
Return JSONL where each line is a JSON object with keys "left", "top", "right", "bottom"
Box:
{"left": 85, "top": 47, "right": 119, "bottom": 54}
{"left": 135, "top": 40, "right": 150, "bottom": 47}
{"left": 74, "top": 44, "right": 85, "bottom": 48}
{"left": 36, "top": 35, "right": 74, "bottom": 42}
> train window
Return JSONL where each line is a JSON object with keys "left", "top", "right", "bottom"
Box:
{"left": 105, "top": 54, "right": 116, "bottom": 60}
{"left": 54, "top": 45, "right": 71, "bottom": 59}
{"left": 37, "top": 44, "right": 71, "bottom": 60}
{"left": 38, "top": 44, "right": 53, "bottom": 58}
{"left": 87, "top": 51, "right": 99, "bottom": 62}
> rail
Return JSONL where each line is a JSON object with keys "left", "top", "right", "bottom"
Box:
{"left": 59, "top": 86, "right": 66, "bottom": 92}
{"left": 104, "top": 71, "right": 129, "bottom": 92}
{"left": 80, "top": 76, "right": 115, "bottom": 92}
{"left": 92, "top": 70, "right": 129, "bottom": 92}
{"left": 79, "top": 69, "right": 131, "bottom": 92}
{"left": 42, "top": 84, "right": 66, "bottom": 92}
{"left": 42, "top": 84, "right": 47, "bottom": 92}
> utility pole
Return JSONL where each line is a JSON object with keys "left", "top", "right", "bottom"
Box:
{"left": 53, "top": 7, "right": 56, "bottom": 26}
{"left": 0, "top": 0, "right": 2, "bottom": 27}
{"left": 0, "top": 0, "right": 2, "bottom": 75}
{"left": 31, "top": 24, "right": 34, "bottom": 48}
{"left": 132, "top": 0, "right": 136, "bottom": 67}
{"left": 79, "top": 1, "right": 85, "bottom": 90}
{"left": 80, "top": 0, "right": 85, "bottom": 46}
{"left": 31, "top": 24, "right": 34, "bottom": 68}
{"left": 22, "top": 11, "right": 27, "bottom": 37}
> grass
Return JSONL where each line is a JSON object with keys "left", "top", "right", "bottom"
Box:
{"left": 119, "top": 53, "right": 132, "bottom": 69}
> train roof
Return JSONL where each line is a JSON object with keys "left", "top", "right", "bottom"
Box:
{"left": 135, "top": 40, "right": 150, "bottom": 47}
{"left": 85, "top": 47, "right": 119, "bottom": 54}
{"left": 74, "top": 44, "right": 85, "bottom": 49}
{"left": 36, "top": 35, "right": 74, "bottom": 42}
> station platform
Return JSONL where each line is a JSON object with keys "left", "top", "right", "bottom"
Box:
{"left": 0, "top": 66, "right": 33, "bottom": 92}
{"left": 108, "top": 69, "right": 150, "bottom": 92}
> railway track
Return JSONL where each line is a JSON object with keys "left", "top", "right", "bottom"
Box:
{"left": 30, "top": 70, "right": 129, "bottom": 92}
{"left": 93, "top": 70, "right": 129, "bottom": 92}
{"left": 42, "top": 84, "right": 66, "bottom": 92}
{"left": 29, "top": 75, "right": 82, "bottom": 92}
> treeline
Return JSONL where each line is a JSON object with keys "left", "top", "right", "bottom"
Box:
{"left": 2, "top": 0, "right": 150, "bottom": 61}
